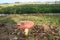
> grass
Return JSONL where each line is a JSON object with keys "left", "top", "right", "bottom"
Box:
{"left": 0, "top": 14, "right": 60, "bottom": 25}
{"left": 0, "top": 4, "right": 60, "bottom": 14}
{"left": 0, "top": 14, "right": 60, "bottom": 40}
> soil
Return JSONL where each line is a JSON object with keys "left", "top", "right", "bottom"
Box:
{"left": 0, "top": 23, "right": 60, "bottom": 40}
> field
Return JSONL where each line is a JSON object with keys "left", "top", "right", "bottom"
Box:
{"left": 0, "top": 2, "right": 60, "bottom": 40}
{"left": 0, "top": 4, "right": 60, "bottom": 14}
{"left": 0, "top": 14, "right": 60, "bottom": 40}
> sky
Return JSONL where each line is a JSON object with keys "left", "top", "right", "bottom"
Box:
{"left": 0, "top": 0, "right": 60, "bottom": 3}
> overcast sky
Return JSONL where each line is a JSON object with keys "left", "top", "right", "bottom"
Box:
{"left": 0, "top": 0, "right": 60, "bottom": 3}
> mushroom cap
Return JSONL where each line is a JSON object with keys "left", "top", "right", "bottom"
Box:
{"left": 17, "top": 21, "right": 34, "bottom": 29}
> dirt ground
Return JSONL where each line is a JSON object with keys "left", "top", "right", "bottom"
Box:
{"left": 0, "top": 23, "right": 60, "bottom": 40}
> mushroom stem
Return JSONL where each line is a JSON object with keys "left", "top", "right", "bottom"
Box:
{"left": 24, "top": 29, "right": 29, "bottom": 36}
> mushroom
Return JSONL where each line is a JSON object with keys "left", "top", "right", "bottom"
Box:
{"left": 17, "top": 21, "right": 34, "bottom": 36}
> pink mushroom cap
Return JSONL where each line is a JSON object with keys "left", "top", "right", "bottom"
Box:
{"left": 17, "top": 21, "right": 34, "bottom": 30}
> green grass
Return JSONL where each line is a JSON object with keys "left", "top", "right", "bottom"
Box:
{"left": 0, "top": 14, "right": 60, "bottom": 25}
{"left": 0, "top": 4, "right": 60, "bottom": 14}
{"left": 0, "top": 14, "right": 60, "bottom": 40}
